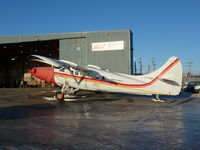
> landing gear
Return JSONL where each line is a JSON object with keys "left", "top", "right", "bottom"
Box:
{"left": 151, "top": 94, "right": 166, "bottom": 102}
{"left": 55, "top": 81, "right": 82, "bottom": 102}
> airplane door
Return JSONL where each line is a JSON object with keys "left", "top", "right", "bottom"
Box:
{"left": 74, "top": 70, "right": 88, "bottom": 90}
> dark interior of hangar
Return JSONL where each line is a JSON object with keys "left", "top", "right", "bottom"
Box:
{"left": 0, "top": 40, "right": 59, "bottom": 87}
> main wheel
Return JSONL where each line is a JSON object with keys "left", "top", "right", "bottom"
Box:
{"left": 55, "top": 91, "right": 63, "bottom": 101}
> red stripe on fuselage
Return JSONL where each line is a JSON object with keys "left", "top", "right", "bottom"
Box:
{"left": 54, "top": 58, "right": 180, "bottom": 88}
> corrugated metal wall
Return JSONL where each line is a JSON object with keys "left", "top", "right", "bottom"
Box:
{"left": 60, "top": 37, "right": 87, "bottom": 65}
{"left": 59, "top": 30, "right": 133, "bottom": 74}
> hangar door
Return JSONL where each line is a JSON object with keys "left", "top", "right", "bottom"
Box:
{"left": 59, "top": 38, "right": 87, "bottom": 65}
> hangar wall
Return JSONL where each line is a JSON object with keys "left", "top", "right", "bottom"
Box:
{"left": 59, "top": 30, "right": 133, "bottom": 74}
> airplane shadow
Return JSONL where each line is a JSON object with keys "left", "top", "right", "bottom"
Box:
{"left": 0, "top": 96, "right": 120, "bottom": 121}
{"left": 166, "top": 92, "right": 196, "bottom": 106}
{"left": 0, "top": 92, "right": 194, "bottom": 121}
{"left": 175, "top": 98, "right": 196, "bottom": 106}
{"left": 0, "top": 104, "right": 57, "bottom": 121}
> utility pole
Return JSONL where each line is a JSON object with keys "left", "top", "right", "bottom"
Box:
{"left": 138, "top": 58, "right": 143, "bottom": 74}
{"left": 133, "top": 58, "right": 137, "bottom": 74}
{"left": 186, "top": 62, "right": 193, "bottom": 75}
{"left": 147, "top": 65, "right": 151, "bottom": 73}
{"left": 134, "top": 61, "right": 137, "bottom": 74}
{"left": 152, "top": 58, "right": 156, "bottom": 71}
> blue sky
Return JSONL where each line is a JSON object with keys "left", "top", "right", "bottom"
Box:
{"left": 0, "top": 0, "right": 200, "bottom": 74}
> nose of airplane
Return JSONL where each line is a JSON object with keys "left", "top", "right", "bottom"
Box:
{"left": 28, "top": 67, "right": 56, "bottom": 84}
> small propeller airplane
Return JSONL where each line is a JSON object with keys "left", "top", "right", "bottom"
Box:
{"left": 28, "top": 55, "right": 182, "bottom": 102}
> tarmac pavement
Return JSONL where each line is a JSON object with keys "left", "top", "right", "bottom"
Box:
{"left": 0, "top": 88, "right": 200, "bottom": 150}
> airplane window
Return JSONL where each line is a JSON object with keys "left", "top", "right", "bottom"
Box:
{"left": 80, "top": 72, "right": 85, "bottom": 76}
{"left": 65, "top": 70, "right": 69, "bottom": 73}
{"left": 70, "top": 70, "right": 74, "bottom": 75}
{"left": 96, "top": 74, "right": 101, "bottom": 79}
{"left": 85, "top": 72, "right": 89, "bottom": 76}
{"left": 75, "top": 71, "right": 79, "bottom": 75}
{"left": 59, "top": 68, "right": 65, "bottom": 72}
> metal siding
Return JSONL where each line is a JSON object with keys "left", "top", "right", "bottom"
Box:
{"left": 60, "top": 38, "right": 87, "bottom": 65}
{"left": 86, "top": 30, "right": 132, "bottom": 74}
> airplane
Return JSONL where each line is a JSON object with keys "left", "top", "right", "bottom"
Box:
{"left": 28, "top": 55, "right": 182, "bottom": 102}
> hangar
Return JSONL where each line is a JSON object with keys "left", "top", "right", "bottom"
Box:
{"left": 0, "top": 30, "right": 133, "bottom": 87}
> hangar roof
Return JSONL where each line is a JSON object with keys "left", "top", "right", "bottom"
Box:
{"left": 0, "top": 32, "right": 85, "bottom": 44}
{"left": 0, "top": 30, "right": 130, "bottom": 44}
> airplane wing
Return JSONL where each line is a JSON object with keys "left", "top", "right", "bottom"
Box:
{"left": 30, "top": 55, "right": 97, "bottom": 75}
{"left": 30, "top": 55, "right": 62, "bottom": 68}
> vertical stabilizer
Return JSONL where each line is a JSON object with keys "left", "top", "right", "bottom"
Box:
{"left": 145, "top": 56, "right": 182, "bottom": 95}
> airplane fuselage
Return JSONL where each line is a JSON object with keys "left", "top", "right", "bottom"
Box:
{"left": 53, "top": 66, "right": 172, "bottom": 96}
{"left": 29, "top": 55, "right": 182, "bottom": 98}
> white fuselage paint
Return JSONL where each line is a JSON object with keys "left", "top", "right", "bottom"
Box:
{"left": 53, "top": 57, "right": 182, "bottom": 96}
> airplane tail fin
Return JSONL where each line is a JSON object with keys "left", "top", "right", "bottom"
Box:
{"left": 145, "top": 56, "right": 182, "bottom": 95}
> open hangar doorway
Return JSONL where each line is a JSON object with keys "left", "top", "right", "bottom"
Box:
{"left": 0, "top": 40, "right": 59, "bottom": 87}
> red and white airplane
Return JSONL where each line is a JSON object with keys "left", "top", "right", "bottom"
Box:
{"left": 29, "top": 55, "right": 182, "bottom": 102}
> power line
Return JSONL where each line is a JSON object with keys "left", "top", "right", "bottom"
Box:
{"left": 186, "top": 62, "right": 193, "bottom": 75}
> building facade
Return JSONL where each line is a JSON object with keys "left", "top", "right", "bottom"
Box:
{"left": 0, "top": 30, "right": 133, "bottom": 87}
